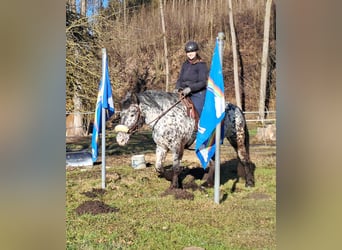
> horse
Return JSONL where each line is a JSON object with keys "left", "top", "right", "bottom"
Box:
{"left": 115, "top": 90, "right": 255, "bottom": 189}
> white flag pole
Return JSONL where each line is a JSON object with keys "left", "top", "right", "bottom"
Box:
{"left": 214, "top": 32, "right": 225, "bottom": 204}
{"left": 101, "top": 48, "right": 107, "bottom": 189}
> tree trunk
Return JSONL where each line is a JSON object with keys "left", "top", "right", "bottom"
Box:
{"left": 193, "top": 0, "right": 197, "bottom": 26}
{"left": 123, "top": 0, "right": 127, "bottom": 30}
{"left": 68, "top": 0, "right": 76, "bottom": 13}
{"left": 228, "top": 0, "right": 241, "bottom": 109}
{"left": 159, "top": 0, "right": 170, "bottom": 91}
{"left": 258, "top": 0, "right": 272, "bottom": 122}
{"left": 72, "top": 92, "right": 85, "bottom": 136}
{"left": 80, "top": 0, "right": 87, "bottom": 16}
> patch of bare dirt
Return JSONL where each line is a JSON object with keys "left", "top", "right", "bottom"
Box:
{"left": 160, "top": 188, "right": 195, "bottom": 200}
{"left": 75, "top": 188, "right": 119, "bottom": 215}
{"left": 81, "top": 188, "right": 106, "bottom": 198}
{"left": 75, "top": 200, "right": 120, "bottom": 215}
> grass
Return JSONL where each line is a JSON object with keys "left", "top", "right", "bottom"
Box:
{"left": 66, "top": 131, "right": 276, "bottom": 249}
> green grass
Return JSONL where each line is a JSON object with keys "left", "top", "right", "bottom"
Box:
{"left": 66, "top": 132, "right": 276, "bottom": 249}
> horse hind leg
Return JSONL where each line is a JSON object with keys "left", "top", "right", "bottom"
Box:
{"left": 201, "top": 159, "right": 215, "bottom": 188}
{"left": 228, "top": 114, "right": 255, "bottom": 187}
{"left": 236, "top": 128, "right": 255, "bottom": 187}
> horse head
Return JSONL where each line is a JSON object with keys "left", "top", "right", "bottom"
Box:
{"left": 115, "top": 92, "right": 145, "bottom": 146}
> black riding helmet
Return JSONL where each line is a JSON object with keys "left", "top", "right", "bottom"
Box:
{"left": 185, "top": 41, "right": 199, "bottom": 53}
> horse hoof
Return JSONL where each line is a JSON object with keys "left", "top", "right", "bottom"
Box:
{"left": 245, "top": 182, "right": 255, "bottom": 188}
{"left": 201, "top": 181, "right": 213, "bottom": 188}
{"left": 169, "top": 185, "right": 180, "bottom": 190}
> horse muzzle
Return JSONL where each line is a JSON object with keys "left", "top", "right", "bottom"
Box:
{"left": 115, "top": 125, "right": 130, "bottom": 146}
{"left": 116, "top": 131, "right": 130, "bottom": 146}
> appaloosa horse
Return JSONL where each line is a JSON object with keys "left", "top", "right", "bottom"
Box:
{"left": 115, "top": 90, "right": 255, "bottom": 189}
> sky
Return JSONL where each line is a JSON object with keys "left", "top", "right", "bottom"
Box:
{"left": 75, "top": 0, "right": 110, "bottom": 16}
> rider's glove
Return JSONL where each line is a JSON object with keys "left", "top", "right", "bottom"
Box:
{"left": 182, "top": 87, "right": 191, "bottom": 96}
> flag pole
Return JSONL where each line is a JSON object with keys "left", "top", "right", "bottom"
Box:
{"left": 101, "top": 48, "right": 106, "bottom": 189}
{"left": 214, "top": 32, "right": 225, "bottom": 204}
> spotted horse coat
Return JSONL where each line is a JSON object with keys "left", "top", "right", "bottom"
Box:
{"left": 115, "top": 90, "right": 255, "bottom": 189}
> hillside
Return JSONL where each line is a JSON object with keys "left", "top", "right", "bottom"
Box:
{"left": 66, "top": 0, "right": 276, "bottom": 113}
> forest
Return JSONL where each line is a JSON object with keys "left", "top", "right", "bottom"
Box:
{"left": 66, "top": 0, "right": 276, "bottom": 135}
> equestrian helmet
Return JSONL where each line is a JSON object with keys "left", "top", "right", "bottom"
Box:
{"left": 185, "top": 41, "right": 199, "bottom": 52}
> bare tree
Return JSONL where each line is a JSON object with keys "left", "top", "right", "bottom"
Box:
{"left": 192, "top": 0, "right": 197, "bottom": 25}
{"left": 258, "top": 0, "right": 272, "bottom": 122}
{"left": 66, "top": 0, "right": 276, "bottom": 126}
{"left": 69, "top": 1, "right": 87, "bottom": 136}
{"left": 81, "top": 0, "right": 87, "bottom": 16}
{"left": 123, "top": 0, "right": 127, "bottom": 30}
{"left": 159, "top": 0, "right": 170, "bottom": 91}
{"left": 66, "top": 4, "right": 102, "bottom": 136}
{"left": 67, "top": 0, "right": 76, "bottom": 12}
{"left": 228, "top": 0, "right": 241, "bottom": 108}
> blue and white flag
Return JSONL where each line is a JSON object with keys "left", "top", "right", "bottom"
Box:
{"left": 195, "top": 40, "right": 225, "bottom": 168}
{"left": 91, "top": 58, "right": 115, "bottom": 162}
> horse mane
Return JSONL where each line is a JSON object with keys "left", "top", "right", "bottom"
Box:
{"left": 137, "top": 90, "right": 178, "bottom": 111}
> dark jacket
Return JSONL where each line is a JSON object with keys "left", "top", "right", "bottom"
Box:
{"left": 176, "top": 59, "right": 209, "bottom": 116}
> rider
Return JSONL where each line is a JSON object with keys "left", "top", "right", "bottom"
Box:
{"left": 175, "top": 41, "right": 209, "bottom": 119}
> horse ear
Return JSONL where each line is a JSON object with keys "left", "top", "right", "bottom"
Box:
{"left": 121, "top": 91, "right": 139, "bottom": 110}
{"left": 121, "top": 92, "right": 131, "bottom": 109}
{"left": 132, "top": 92, "right": 139, "bottom": 104}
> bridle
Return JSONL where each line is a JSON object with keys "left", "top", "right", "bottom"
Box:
{"left": 126, "top": 104, "right": 142, "bottom": 134}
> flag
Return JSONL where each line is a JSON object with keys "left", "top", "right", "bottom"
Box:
{"left": 195, "top": 40, "right": 225, "bottom": 168}
{"left": 91, "top": 58, "right": 115, "bottom": 162}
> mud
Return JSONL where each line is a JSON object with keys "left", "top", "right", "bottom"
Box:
{"left": 76, "top": 188, "right": 119, "bottom": 215}
{"left": 75, "top": 200, "right": 120, "bottom": 215}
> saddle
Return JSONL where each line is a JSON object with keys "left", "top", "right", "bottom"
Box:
{"left": 179, "top": 93, "right": 199, "bottom": 132}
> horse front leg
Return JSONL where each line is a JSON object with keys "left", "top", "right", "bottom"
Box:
{"left": 170, "top": 147, "right": 184, "bottom": 189}
{"left": 155, "top": 146, "right": 167, "bottom": 176}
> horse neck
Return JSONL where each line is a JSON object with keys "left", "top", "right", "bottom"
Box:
{"left": 138, "top": 92, "right": 180, "bottom": 126}
{"left": 140, "top": 103, "right": 164, "bottom": 126}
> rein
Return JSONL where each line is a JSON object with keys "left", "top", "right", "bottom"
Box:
{"left": 146, "top": 95, "right": 186, "bottom": 129}
{"left": 126, "top": 94, "right": 186, "bottom": 134}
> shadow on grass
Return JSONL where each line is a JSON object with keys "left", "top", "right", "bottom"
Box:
{"left": 66, "top": 130, "right": 156, "bottom": 155}
{"left": 160, "top": 158, "right": 242, "bottom": 194}
{"left": 107, "top": 131, "right": 155, "bottom": 156}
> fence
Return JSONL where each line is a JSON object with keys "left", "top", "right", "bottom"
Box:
{"left": 66, "top": 110, "right": 276, "bottom": 136}
{"left": 243, "top": 111, "right": 276, "bottom": 123}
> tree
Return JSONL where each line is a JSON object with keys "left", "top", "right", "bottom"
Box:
{"left": 65, "top": 0, "right": 276, "bottom": 126}
{"left": 228, "top": 0, "right": 241, "bottom": 109}
{"left": 81, "top": 0, "right": 87, "bottom": 16}
{"left": 258, "top": 0, "right": 272, "bottom": 122}
{"left": 159, "top": 0, "right": 169, "bottom": 91}
{"left": 66, "top": 2, "right": 101, "bottom": 135}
